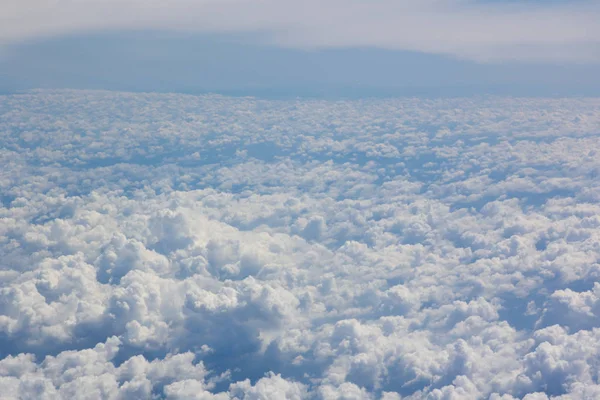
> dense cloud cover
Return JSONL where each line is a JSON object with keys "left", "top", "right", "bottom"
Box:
{"left": 1, "top": 90, "right": 600, "bottom": 399}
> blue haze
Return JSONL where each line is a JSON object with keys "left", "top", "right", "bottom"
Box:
{"left": 1, "top": 31, "right": 599, "bottom": 98}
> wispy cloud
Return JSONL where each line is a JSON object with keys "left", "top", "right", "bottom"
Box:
{"left": 1, "top": 0, "right": 599, "bottom": 63}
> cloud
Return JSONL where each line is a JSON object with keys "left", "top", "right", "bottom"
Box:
{"left": 1, "top": 1, "right": 599, "bottom": 63}
{"left": 0, "top": 336, "right": 309, "bottom": 399}
{"left": 1, "top": 90, "right": 600, "bottom": 398}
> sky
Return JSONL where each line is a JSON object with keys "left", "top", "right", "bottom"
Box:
{"left": 1, "top": 0, "right": 599, "bottom": 96}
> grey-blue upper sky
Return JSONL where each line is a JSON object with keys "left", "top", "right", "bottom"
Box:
{"left": 1, "top": 31, "right": 599, "bottom": 98}
{"left": 0, "top": 0, "right": 598, "bottom": 97}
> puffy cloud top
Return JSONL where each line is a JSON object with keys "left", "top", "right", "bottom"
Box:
{"left": 1, "top": 90, "right": 600, "bottom": 398}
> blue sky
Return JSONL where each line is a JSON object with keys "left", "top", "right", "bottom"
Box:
{"left": 0, "top": 0, "right": 598, "bottom": 97}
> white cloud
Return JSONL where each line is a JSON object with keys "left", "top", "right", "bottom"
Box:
{"left": 1, "top": 91, "right": 600, "bottom": 398}
{"left": 1, "top": 1, "right": 599, "bottom": 63}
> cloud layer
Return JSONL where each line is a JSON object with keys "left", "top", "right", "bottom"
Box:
{"left": 1, "top": 0, "right": 600, "bottom": 63}
{"left": 1, "top": 90, "right": 600, "bottom": 398}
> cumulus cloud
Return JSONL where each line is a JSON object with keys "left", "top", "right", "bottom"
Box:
{"left": 1, "top": 0, "right": 599, "bottom": 63}
{"left": 1, "top": 90, "right": 600, "bottom": 398}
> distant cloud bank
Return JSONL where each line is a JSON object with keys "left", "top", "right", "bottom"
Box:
{"left": 1, "top": 0, "right": 599, "bottom": 63}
